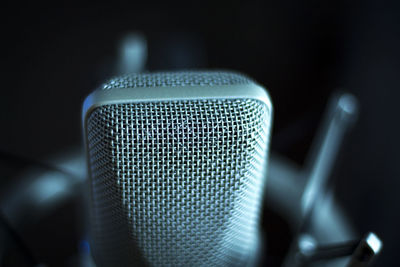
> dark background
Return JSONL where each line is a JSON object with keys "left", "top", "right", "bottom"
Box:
{"left": 1, "top": 2, "right": 399, "bottom": 266}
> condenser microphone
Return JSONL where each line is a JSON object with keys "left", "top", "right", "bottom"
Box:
{"left": 82, "top": 71, "right": 273, "bottom": 266}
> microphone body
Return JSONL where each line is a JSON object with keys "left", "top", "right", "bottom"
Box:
{"left": 82, "top": 71, "right": 272, "bottom": 266}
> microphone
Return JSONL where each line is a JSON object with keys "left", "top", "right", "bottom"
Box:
{"left": 82, "top": 71, "right": 273, "bottom": 266}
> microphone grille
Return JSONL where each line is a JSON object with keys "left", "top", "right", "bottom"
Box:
{"left": 85, "top": 71, "right": 271, "bottom": 266}
{"left": 101, "top": 71, "right": 252, "bottom": 90}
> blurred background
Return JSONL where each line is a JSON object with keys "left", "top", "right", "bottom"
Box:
{"left": 0, "top": 2, "right": 399, "bottom": 266}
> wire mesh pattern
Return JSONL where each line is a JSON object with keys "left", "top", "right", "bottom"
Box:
{"left": 85, "top": 71, "right": 271, "bottom": 266}
{"left": 87, "top": 98, "right": 270, "bottom": 266}
{"left": 101, "top": 71, "right": 251, "bottom": 90}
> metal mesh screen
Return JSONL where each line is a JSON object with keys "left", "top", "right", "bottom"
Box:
{"left": 85, "top": 71, "right": 271, "bottom": 266}
{"left": 101, "top": 71, "right": 251, "bottom": 90}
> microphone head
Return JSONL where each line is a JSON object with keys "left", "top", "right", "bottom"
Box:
{"left": 82, "top": 71, "right": 273, "bottom": 266}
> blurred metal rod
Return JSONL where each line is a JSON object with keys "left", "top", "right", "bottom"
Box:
{"left": 299, "top": 239, "right": 358, "bottom": 265}
{"left": 116, "top": 32, "right": 147, "bottom": 74}
{"left": 347, "top": 232, "right": 382, "bottom": 267}
{"left": 283, "top": 92, "right": 359, "bottom": 267}
{"left": 295, "top": 232, "right": 382, "bottom": 266}
{"left": 301, "top": 92, "right": 359, "bottom": 219}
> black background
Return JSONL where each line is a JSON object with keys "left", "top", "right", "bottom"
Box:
{"left": 1, "top": 2, "right": 399, "bottom": 266}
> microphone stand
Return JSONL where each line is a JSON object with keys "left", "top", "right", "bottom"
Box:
{"left": 283, "top": 92, "right": 381, "bottom": 266}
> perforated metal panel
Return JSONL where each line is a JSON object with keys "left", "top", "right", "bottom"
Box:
{"left": 85, "top": 72, "right": 271, "bottom": 267}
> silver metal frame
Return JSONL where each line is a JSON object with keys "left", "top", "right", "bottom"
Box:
{"left": 82, "top": 83, "right": 273, "bottom": 125}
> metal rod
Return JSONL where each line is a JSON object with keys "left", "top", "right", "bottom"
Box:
{"left": 347, "top": 232, "right": 382, "bottom": 267}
